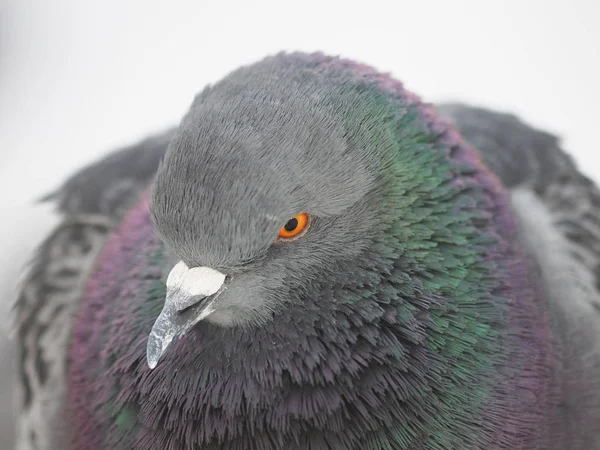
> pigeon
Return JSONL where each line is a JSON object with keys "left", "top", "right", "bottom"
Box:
{"left": 12, "top": 52, "right": 600, "bottom": 450}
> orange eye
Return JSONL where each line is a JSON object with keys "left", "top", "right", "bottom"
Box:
{"left": 278, "top": 213, "right": 309, "bottom": 240}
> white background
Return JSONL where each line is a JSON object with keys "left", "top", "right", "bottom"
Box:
{"left": 1, "top": 0, "right": 599, "bottom": 327}
{"left": 2, "top": 1, "right": 600, "bottom": 206}
{"left": 0, "top": 0, "right": 599, "bottom": 319}
{"left": 0, "top": 0, "right": 598, "bottom": 444}
{"left": 1, "top": 0, "right": 599, "bottom": 321}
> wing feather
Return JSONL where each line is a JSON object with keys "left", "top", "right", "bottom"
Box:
{"left": 13, "top": 131, "right": 172, "bottom": 449}
{"left": 438, "top": 103, "right": 600, "bottom": 449}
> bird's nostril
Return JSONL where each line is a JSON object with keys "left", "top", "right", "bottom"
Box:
{"left": 176, "top": 295, "right": 207, "bottom": 314}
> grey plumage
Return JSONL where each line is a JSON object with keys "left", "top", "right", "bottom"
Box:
{"left": 10, "top": 101, "right": 600, "bottom": 449}
{"left": 0, "top": 331, "right": 16, "bottom": 449}
{"left": 1, "top": 206, "right": 61, "bottom": 450}
{"left": 150, "top": 62, "right": 387, "bottom": 329}
{"left": 439, "top": 103, "right": 600, "bottom": 449}
{"left": 42, "top": 129, "right": 175, "bottom": 216}
{"left": 12, "top": 131, "right": 172, "bottom": 450}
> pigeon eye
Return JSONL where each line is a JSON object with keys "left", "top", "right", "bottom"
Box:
{"left": 278, "top": 213, "right": 309, "bottom": 240}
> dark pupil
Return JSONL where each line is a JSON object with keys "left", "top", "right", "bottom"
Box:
{"left": 284, "top": 218, "right": 298, "bottom": 232}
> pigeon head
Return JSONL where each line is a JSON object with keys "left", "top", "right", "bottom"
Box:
{"left": 148, "top": 54, "right": 402, "bottom": 366}
{"left": 67, "top": 53, "right": 553, "bottom": 449}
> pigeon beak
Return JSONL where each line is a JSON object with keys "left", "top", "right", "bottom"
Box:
{"left": 146, "top": 261, "right": 227, "bottom": 369}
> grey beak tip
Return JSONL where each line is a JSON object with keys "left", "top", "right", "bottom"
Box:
{"left": 146, "top": 335, "right": 162, "bottom": 369}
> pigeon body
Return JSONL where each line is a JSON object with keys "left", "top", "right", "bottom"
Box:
{"left": 13, "top": 53, "right": 600, "bottom": 449}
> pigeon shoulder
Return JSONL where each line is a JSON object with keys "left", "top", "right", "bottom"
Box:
{"left": 43, "top": 129, "right": 175, "bottom": 217}
{"left": 438, "top": 103, "right": 600, "bottom": 449}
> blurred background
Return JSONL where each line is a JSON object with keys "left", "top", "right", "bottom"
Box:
{"left": 0, "top": 0, "right": 599, "bottom": 446}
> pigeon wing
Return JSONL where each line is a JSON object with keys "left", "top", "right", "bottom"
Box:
{"left": 438, "top": 103, "right": 600, "bottom": 450}
{"left": 13, "top": 130, "right": 173, "bottom": 450}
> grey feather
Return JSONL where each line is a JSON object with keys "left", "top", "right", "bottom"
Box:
{"left": 436, "top": 103, "right": 576, "bottom": 189}
{"left": 13, "top": 101, "right": 600, "bottom": 449}
{"left": 0, "top": 205, "right": 59, "bottom": 450}
{"left": 438, "top": 102, "right": 600, "bottom": 449}
{"left": 41, "top": 129, "right": 174, "bottom": 216}
{"left": 13, "top": 132, "right": 172, "bottom": 450}
{"left": 0, "top": 332, "right": 16, "bottom": 449}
